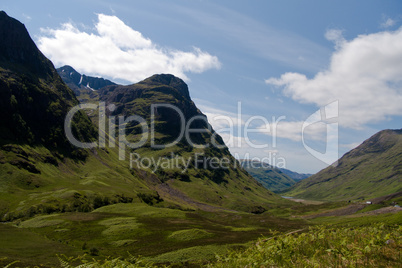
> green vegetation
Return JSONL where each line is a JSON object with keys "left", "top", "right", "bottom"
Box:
{"left": 0, "top": 202, "right": 308, "bottom": 266}
{"left": 210, "top": 223, "right": 402, "bottom": 267}
{"left": 5, "top": 215, "right": 398, "bottom": 267}
{"left": 167, "top": 228, "right": 213, "bottom": 241}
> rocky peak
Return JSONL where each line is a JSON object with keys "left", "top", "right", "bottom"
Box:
{"left": 139, "top": 74, "right": 190, "bottom": 100}
{"left": 57, "top": 65, "right": 116, "bottom": 93}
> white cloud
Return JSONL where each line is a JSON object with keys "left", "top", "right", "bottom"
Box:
{"left": 38, "top": 14, "right": 221, "bottom": 83}
{"left": 266, "top": 28, "right": 402, "bottom": 129}
{"left": 381, "top": 18, "right": 396, "bottom": 28}
{"left": 325, "top": 29, "right": 345, "bottom": 49}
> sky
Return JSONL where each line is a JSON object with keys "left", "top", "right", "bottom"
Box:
{"left": 1, "top": 0, "right": 402, "bottom": 173}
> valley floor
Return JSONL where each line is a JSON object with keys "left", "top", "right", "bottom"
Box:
{"left": 0, "top": 196, "right": 401, "bottom": 267}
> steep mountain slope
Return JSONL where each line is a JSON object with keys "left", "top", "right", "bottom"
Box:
{"left": 0, "top": 11, "right": 96, "bottom": 149}
{"left": 285, "top": 129, "right": 402, "bottom": 201}
{"left": 240, "top": 160, "right": 297, "bottom": 192}
{"left": 57, "top": 65, "right": 115, "bottom": 96}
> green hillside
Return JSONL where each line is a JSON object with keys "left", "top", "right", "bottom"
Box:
{"left": 285, "top": 129, "right": 402, "bottom": 201}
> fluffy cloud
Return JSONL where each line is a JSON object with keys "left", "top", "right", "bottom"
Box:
{"left": 266, "top": 27, "right": 402, "bottom": 129}
{"left": 38, "top": 14, "right": 221, "bottom": 83}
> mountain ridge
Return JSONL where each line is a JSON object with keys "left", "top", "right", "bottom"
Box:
{"left": 284, "top": 128, "right": 402, "bottom": 201}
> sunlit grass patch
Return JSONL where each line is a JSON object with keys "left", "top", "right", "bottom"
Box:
{"left": 98, "top": 217, "right": 142, "bottom": 237}
{"left": 18, "top": 214, "right": 66, "bottom": 228}
{"left": 93, "top": 203, "right": 186, "bottom": 218}
{"left": 147, "top": 244, "right": 233, "bottom": 263}
{"left": 225, "top": 226, "right": 258, "bottom": 232}
{"left": 167, "top": 228, "right": 213, "bottom": 241}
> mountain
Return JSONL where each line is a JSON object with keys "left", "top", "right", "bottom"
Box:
{"left": 57, "top": 65, "right": 115, "bottom": 96}
{"left": 279, "top": 168, "right": 311, "bottom": 181}
{"left": 240, "top": 160, "right": 297, "bottom": 192}
{"left": 0, "top": 11, "right": 96, "bottom": 152}
{"left": 285, "top": 129, "right": 402, "bottom": 201}
{"left": 77, "top": 73, "right": 280, "bottom": 213}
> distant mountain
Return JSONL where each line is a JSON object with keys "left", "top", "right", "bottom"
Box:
{"left": 280, "top": 168, "right": 312, "bottom": 181}
{"left": 57, "top": 65, "right": 116, "bottom": 96}
{"left": 240, "top": 160, "right": 297, "bottom": 192}
{"left": 285, "top": 129, "right": 402, "bottom": 201}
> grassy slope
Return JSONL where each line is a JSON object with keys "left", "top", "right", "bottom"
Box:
{"left": 284, "top": 129, "right": 402, "bottom": 201}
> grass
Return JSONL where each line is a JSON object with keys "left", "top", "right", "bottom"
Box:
{"left": 13, "top": 213, "right": 399, "bottom": 267}
{"left": 17, "top": 214, "right": 66, "bottom": 228}
{"left": 93, "top": 203, "right": 187, "bottom": 219}
{"left": 310, "top": 210, "right": 402, "bottom": 226}
{"left": 147, "top": 244, "right": 239, "bottom": 264}
{"left": 1, "top": 196, "right": 401, "bottom": 267}
{"left": 0, "top": 202, "right": 308, "bottom": 266}
{"left": 0, "top": 224, "right": 81, "bottom": 267}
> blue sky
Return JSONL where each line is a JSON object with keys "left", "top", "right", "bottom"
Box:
{"left": 2, "top": 0, "right": 402, "bottom": 173}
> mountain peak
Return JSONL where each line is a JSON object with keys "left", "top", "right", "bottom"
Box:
{"left": 0, "top": 10, "right": 53, "bottom": 78}
{"left": 139, "top": 74, "right": 190, "bottom": 99}
{"left": 346, "top": 128, "right": 402, "bottom": 158}
{"left": 57, "top": 65, "right": 116, "bottom": 95}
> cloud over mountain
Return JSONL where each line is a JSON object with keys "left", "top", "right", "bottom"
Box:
{"left": 38, "top": 14, "right": 221, "bottom": 83}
